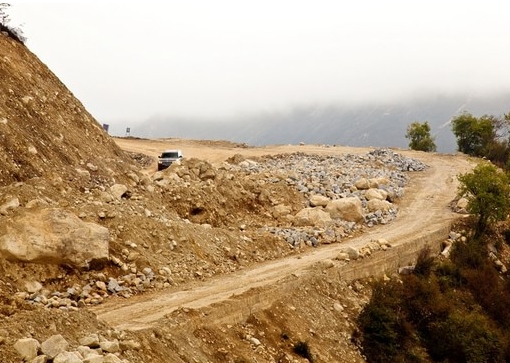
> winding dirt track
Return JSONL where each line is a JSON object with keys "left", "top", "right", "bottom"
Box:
{"left": 92, "top": 139, "right": 475, "bottom": 331}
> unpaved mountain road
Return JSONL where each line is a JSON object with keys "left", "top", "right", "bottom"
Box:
{"left": 93, "top": 138, "right": 475, "bottom": 331}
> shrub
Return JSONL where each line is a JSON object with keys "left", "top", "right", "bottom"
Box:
{"left": 356, "top": 281, "right": 411, "bottom": 363}
{"left": 413, "top": 246, "right": 435, "bottom": 277}
{"left": 435, "top": 259, "right": 462, "bottom": 283}
{"left": 457, "top": 162, "right": 510, "bottom": 237}
{"left": 450, "top": 238, "right": 486, "bottom": 269}
{"left": 464, "top": 263, "right": 510, "bottom": 328}
{"left": 400, "top": 274, "right": 450, "bottom": 334}
{"left": 427, "top": 311, "right": 504, "bottom": 363}
{"left": 356, "top": 224, "right": 510, "bottom": 362}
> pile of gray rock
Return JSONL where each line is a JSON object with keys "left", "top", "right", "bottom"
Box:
{"left": 14, "top": 332, "right": 138, "bottom": 363}
{"left": 234, "top": 148, "right": 427, "bottom": 248}
{"left": 18, "top": 266, "right": 170, "bottom": 309}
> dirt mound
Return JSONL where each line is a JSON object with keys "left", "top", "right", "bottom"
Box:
{"left": 158, "top": 157, "right": 305, "bottom": 227}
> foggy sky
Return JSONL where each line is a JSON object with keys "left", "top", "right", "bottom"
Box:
{"left": 8, "top": 1, "right": 510, "bottom": 128}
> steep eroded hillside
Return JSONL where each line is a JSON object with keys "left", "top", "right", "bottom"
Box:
{"left": 0, "top": 33, "right": 132, "bottom": 187}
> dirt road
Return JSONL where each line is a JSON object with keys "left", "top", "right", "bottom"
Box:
{"left": 93, "top": 138, "right": 474, "bottom": 331}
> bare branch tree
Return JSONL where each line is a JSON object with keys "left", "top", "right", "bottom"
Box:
{"left": 0, "top": 3, "right": 26, "bottom": 43}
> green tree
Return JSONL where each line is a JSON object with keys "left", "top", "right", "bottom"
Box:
{"left": 405, "top": 121, "right": 437, "bottom": 152}
{"left": 451, "top": 113, "right": 495, "bottom": 157}
{"left": 451, "top": 112, "right": 510, "bottom": 166}
{"left": 457, "top": 162, "right": 510, "bottom": 237}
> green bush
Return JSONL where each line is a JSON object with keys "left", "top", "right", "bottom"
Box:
{"left": 356, "top": 281, "right": 411, "bottom": 363}
{"left": 427, "top": 311, "right": 504, "bottom": 363}
{"left": 356, "top": 238, "right": 510, "bottom": 363}
{"left": 405, "top": 121, "right": 437, "bottom": 152}
{"left": 450, "top": 238, "right": 486, "bottom": 269}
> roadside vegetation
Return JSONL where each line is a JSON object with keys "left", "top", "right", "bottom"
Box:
{"left": 451, "top": 112, "right": 510, "bottom": 168}
{"left": 356, "top": 239, "right": 510, "bottom": 363}
{"left": 356, "top": 125, "right": 510, "bottom": 362}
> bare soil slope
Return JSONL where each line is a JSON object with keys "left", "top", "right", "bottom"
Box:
{"left": 0, "top": 34, "right": 134, "bottom": 187}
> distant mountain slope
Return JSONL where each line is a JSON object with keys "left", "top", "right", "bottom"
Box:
{"left": 134, "top": 93, "right": 510, "bottom": 153}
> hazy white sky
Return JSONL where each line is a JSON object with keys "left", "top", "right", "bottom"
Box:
{"left": 8, "top": 1, "right": 510, "bottom": 125}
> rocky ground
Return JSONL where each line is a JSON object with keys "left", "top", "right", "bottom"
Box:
{"left": 0, "top": 29, "right": 481, "bottom": 363}
{"left": 0, "top": 140, "right": 464, "bottom": 363}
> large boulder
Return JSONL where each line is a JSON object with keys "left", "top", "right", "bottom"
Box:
{"left": 14, "top": 338, "right": 40, "bottom": 361}
{"left": 109, "top": 184, "right": 128, "bottom": 200}
{"left": 309, "top": 194, "right": 330, "bottom": 207}
{"left": 370, "top": 177, "right": 390, "bottom": 187}
{"left": 0, "top": 208, "right": 109, "bottom": 269}
{"left": 325, "top": 197, "right": 363, "bottom": 222}
{"left": 454, "top": 197, "right": 469, "bottom": 214}
{"left": 41, "top": 334, "right": 69, "bottom": 359}
{"left": 272, "top": 204, "right": 292, "bottom": 219}
{"left": 294, "top": 207, "right": 333, "bottom": 227}
{"left": 367, "top": 199, "right": 392, "bottom": 212}
{"left": 365, "top": 188, "right": 387, "bottom": 201}
{"left": 354, "top": 178, "right": 370, "bottom": 190}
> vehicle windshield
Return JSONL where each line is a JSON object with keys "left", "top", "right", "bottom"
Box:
{"left": 161, "top": 152, "right": 180, "bottom": 158}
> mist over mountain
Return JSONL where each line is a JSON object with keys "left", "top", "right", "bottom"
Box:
{"left": 128, "top": 93, "right": 510, "bottom": 153}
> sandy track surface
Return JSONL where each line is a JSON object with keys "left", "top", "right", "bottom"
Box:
{"left": 93, "top": 138, "right": 474, "bottom": 331}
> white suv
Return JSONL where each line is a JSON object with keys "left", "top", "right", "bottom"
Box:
{"left": 157, "top": 149, "right": 183, "bottom": 170}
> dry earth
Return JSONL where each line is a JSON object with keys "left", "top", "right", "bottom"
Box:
{"left": 107, "top": 138, "right": 472, "bottom": 332}
{"left": 0, "top": 31, "right": 477, "bottom": 363}
{"left": 91, "top": 138, "right": 474, "bottom": 363}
